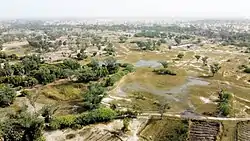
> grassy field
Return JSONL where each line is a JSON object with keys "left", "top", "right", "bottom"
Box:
{"left": 109, "top": 42, "right": 250, "bottom": 117}
{"left": 140, "top": 117, "right": 189, "bottom": 141}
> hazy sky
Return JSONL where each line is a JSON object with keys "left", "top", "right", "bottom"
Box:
{"left": 1, "top": 0, "right": 250, "bottom": 19}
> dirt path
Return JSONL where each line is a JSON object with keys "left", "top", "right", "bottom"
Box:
{"left": 139, "top": 112, "right": 250, "bottom": 121}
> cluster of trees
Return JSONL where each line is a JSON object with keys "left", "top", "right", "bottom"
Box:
{"left": 0, "top": 55, "right": 78, "bottom": 87}
{"left": 0, "top": 106, "right": 120, "bottom": 140}
{"left": 217, "top": 90, "right": 232, "bottom": 116}
{"left": 48, "top": 108, "right": 117, "bottom": 130}
{"left": 105, "top": 63, "right": 134, "bottom": 87}
{"left": 132, "top": 39, "right": 161, "bottom": 51}
{"left": 194, "top": 55, "right": 209, "bottom": 66}
{"left": 119, "top": 36, "right": 128, "bottom": 43}
{"left": 134, "top": 31, "right": 168, "bottom": 38}
{"left": 0, "top": 52, "right": 18, "bottom": 62}
{"left": 76, "top": 58, "right": 120, "bottom": 83}
{"left": 0, "top": 108, "right": 45, "bottom": 141}
{"left": 0, "top": 59, "right": 135, "bottom": 139}
{"left": 81, "top": 62, "right": 134, "bottom": 110}
{"left": 0, "top": 55, "right": 133, "bottom": 109}
{"left": 28, "top": 35, "right": 67, "bottom": 52}
{"left": 0, "top": 84, "right": 16, "bottom": 107}
{"left": 103, "top": 42, "right": 115, "bottom": 55}
{"left": 83, "top": 83, "right": 106, "bottom": 110}
{"left": 0, "top": 55, "right": 70, "bottom": 87}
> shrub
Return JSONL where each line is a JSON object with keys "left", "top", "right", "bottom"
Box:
{"left": 218, "top": 91, "right": 232, "bottom": 116}
{"left": 105, "top": 71, "right": 126, "bottom": 87}
{"left": 177, "top": 53, "right": 184, "bottom": 59}
{"left": 159, "top": 61, "right": 169, "bottom": 68}
{"left": 244, "top": 68, "right": 250, "bottom": 73}
{"left": 0, "top": 84, "right": 16, "bottom": 107}
{"left": 20, "top": 90, "right": 31, "bottom": 97}
{"left": 0, "top": 76, "right": 38, "bottom": 87}
{"left": 61, "top": 59, "right": 81, "bottom": 70}
{"left": 153, "top": 69, "right": 176, "bottom": 75}
{"left": 83, "top": 83, "right": 106, "bottom": 110}
{"left": 76, "top": 108, "right": 117, "bottom": 125}
{"left": 49, "top": 108, "right": 117, "bottom": 130}
{"left": 1, "top": 110, "right": 44, "bottom": 141}
{"left": 238, "top": 65, "right": 248, "bottom": 70}
{"left": 49, "top": 115, "right": 77, "bottom": 130}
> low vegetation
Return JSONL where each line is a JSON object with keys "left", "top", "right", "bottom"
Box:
{"left": 49, "top": 108, "right": 117, "bottom": 130}
{"left": 153, "top": 68, "right": 177, "bottom": 75}
{"left": 217, "top": 90, "right": 233, "bottom": 117}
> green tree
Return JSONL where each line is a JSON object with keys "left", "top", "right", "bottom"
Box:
{"left": 11, "top": 63, "right": 25, "bottom": 75}
{"left": 103, "top": 57, "right": 119, "bottom": 74}
{"left": 63, "top": 40, "right": 67, "bottom": 46}
{"left": 158, "top": 102, "right": 170, "bottom": 120}
{"left": 40, "top": 105, "right": 59, "bottom": 123}
{"left": 76, "top": 52, "right": 88, "bottom": 60}
{"left": 1, "top": 109, "right": 45, "bottom": 141}
{"left": 202, "top": 56, "right": 209, "bottom": 66}
{"left": 32, "top": 67, "right": 56, "bottom": 84}
{"left": 177, "top": 53, "right": 184, "bottom": 60}
{"left": 194, "top": 55, "right": 201, "bottom": 61}
{"left": 174, "top": 37, "right": 181, "bottom": 45}
{"left": 83, "top": 83, "right": 106, "bottom": 110}
{"left": 87, "top": 59, "right": 100, "bottom": 70}
{"left": 58, "top": 40, "right": 63, "bottom": 46}
{"left": 0, "top": 84, "right": 16, "bottom": 107}
{"left": 21, "top": 55, "right": 43, "bottom": 74}
{"left": 159, "top": 61, "right": 169, "bottom": 68}
{"left": 217, "top": 90, "right": 232, "bottom": 116}
{"left": 121, "top": 118, "right": 130, "bottom": 132}
{"left": 210, "top": 63, "right": 221, "bottom": 76}
{"left": 62, "top": 59, "right": 81, "bottom": 70}
{"left": 119, "top": 36, "right": 128, "bottom": 43}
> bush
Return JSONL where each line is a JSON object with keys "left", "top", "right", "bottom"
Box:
{"left": 238, "top": 65, "right": 248, "bottom": 70}
{"left": 1, "top": 110, "right": 44, "bottom": 141}
{"left": 153, "top": 69, "right": 176, "bottom": 75}
{"left": 218, "top": 91, "right": 232, "bottom": 116}
{"left": 76, "top": 108, "right": 117, "bottom": 125}
{"left": 105, "top": 71, "right": 126, "bottom": 87}
{"left": 61, "top": 59, "right": 81, "bottom": 70}
{"left": 49, "top": 108, "right": 117, "bottom": 130}
{"left": 32, "top": 67, "right": 56, "bottom": 84}
{"left": 0, "top": 76, "right": 38, "bottom": 87}
{"left": 49, "top": 115, "right": 77, "bottom": 130}
{"left": 83, "top": 83, "right": 106, "bottom": 110}
{"left": 124, "top": 64, "right": 135, "bottom": 72}
{"left": 0, "top": 84, "right": 16, "bottom": 107}
{"left": 244, "top": 68, "right": 250, "bottom": 73}
{"left": 177, "top": 53, "right": 184, "bottom": 59}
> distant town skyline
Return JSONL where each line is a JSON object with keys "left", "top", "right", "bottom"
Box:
{"left": 1, "top": 0, "right": 250, "bottom": 19}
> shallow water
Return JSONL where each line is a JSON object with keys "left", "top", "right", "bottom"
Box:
{"left": 164, "top": 76, "right": 210, "bottom": 94}
{"left": 135, "top": 60, "right": 162, "bottom": 68}
{"left": 120, "top": 76, "right": 210, "bottom": 102}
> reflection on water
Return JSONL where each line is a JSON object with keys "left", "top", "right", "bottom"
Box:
{"left": 119, "top": 76, "right": 209, "bottom": 102}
